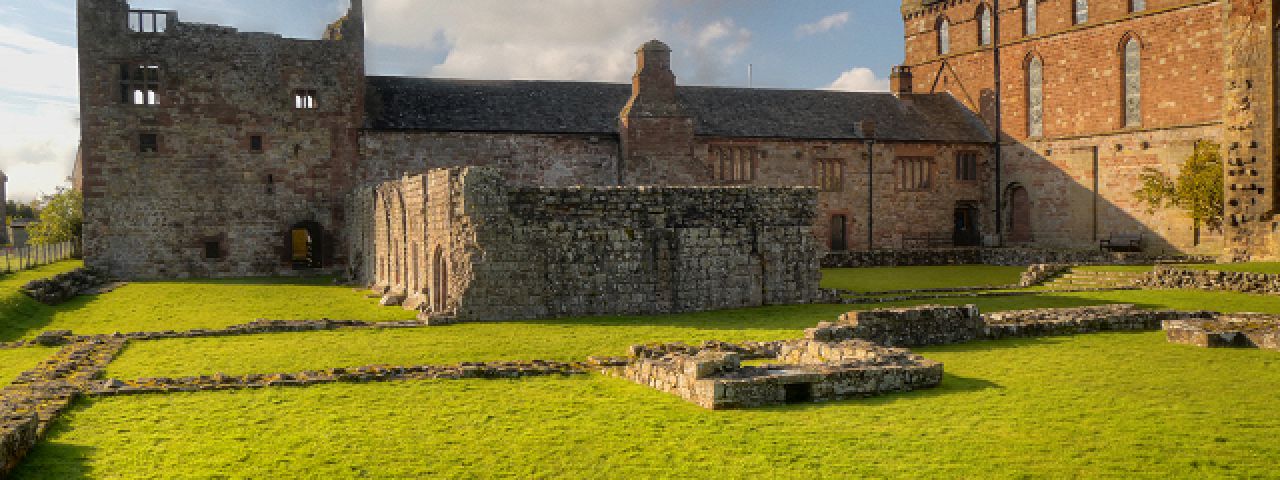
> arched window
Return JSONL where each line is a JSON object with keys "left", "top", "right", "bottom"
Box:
{"left": 1024, "top": 0, "right": 1037, "bottom": 36}
{"left": 937, "top": 17, "right": 950, "bottom": 55}
{"left": 978, "top": 5, "right": 993, "bottom": 46}
{"left": 1123, "top": 37, "right": 1142, "bottom": 128}
{"left": 1074, "top": 0, "right": 1088, "bottom": 24}
{"left": 1027, "top": 55, "right": 1044, "bottom": 137}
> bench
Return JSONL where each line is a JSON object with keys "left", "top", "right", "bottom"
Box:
{"left": 1099, "top": 233, "right": 1142, "bottom": 252}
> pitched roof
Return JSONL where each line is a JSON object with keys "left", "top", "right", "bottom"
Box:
{"left": 364, "top": 76, "right": 992, "bottom": 144}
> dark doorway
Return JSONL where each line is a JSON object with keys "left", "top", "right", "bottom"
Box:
{"left": 1008, "top": 186, "right": 1032, "bottom": 243}
{"left": 783, "top": 383, "right": 813, "bottom": 404}
{"left": 829, "top": 215, "right": 848, "bottom": 251}
{"left": 953, "top": 205, "right": 981, "bottom": 247}
{"left": 290, "top": 222, "right": 323, "bottom": 269}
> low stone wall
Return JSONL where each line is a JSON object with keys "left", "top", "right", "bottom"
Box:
{"left": 90, "top": 360, "right": 587, "bottom": 396}
{"left": 1139, "top": 266, "right": 1280, "bottom": 294}
{"left": 822, "top": 248, "right": 1211, "bottom": 268}
{"left": 837, "top": 305, "right": 983, "bottom": 347}
{"left": 20, "top": 267, "right": 110, "bottom": 305}
{"left": 612, "top": 325, "right": 942, "bottom": 410}
{"left": 0, "top": 414, "right": 36, "bottom": 476}
{"left": 1163, "top": 315, "right": 1280, "bottom": 350}
{"left": 983, "top": 305, "right": 1214, "bottom": 340}
{"left": 1019, "top": 264, "right": 1071, "bottom": 287}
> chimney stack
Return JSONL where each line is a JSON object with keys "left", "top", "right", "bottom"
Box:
{"left": 890, "top": 66, "right": 913, "bottom": 97}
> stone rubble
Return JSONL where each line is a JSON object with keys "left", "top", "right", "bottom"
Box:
{"left": 19, "top": 267, "right": 111, "bottom": 306}
{"left": 1163, "top": 315, "right": 1280, "bottom": 350}
{"left": 1139, "top": 266, "right": 1280, "bottom": 294}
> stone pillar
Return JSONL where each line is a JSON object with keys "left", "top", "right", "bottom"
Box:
{"left": 1221, "top": 0, "right": 1277, "bottom": 260}
{"left": 618, "top": 40, "right": 702, "bottom": 186}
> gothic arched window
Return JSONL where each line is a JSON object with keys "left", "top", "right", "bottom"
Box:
{"left": 1024, "top": 0, "right": 1037, "bottom": 36}
{"left": 937, "top": 17, "right": 950, "bottom": 55}
{"left": 1027, "top": 56, "right": 1044, "bottom": 137}
{"left": 978, "top": 5, "right": 993, "bottom": 46}
{"left": 1123, "top": 37, "right": 1142, "bottom": 128}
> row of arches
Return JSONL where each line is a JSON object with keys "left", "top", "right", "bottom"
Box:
{"left": 1024, "top": 33, "right": 1144, "bottom": 136}
{"left": 936, "top": 1, "right": 1147, "bottom": 55}
{"left": 372, "top": 186, "right": 451, "bottom": 313}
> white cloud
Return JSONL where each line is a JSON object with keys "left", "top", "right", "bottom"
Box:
{"left": 826, "top": 67, "right": 889, "bottom": 92}
{"left": 676, "top": 18, "right": 752, "bottom": 84}
{"left": 0, "top": 24, "right": 79, "bottom": 201}
{"left": 367, "top": 0, "right": 663, "bottom": 82}
{"left": 796, "top": 12, "right": 850, "bottom": 37}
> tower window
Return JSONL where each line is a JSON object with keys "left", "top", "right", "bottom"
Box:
{"left": 1130, "top": 0, "right": 1145, "bottom": 12}
{"left": 978, "top": 5, "right": 993, "bottom": 46}
{"left": 1024, "top": 0, "right": 1037, "bottom": 36}
{"left": 294, "top": 89, "right": 318, "bottom": 109}
{"left": 1074, "top": 0, "right": 1088, "bottom": 25}
{"left": 250, "top": 135, "right": 264, "bottom": 153}
{"left": 937, "top": 17, "right": 950, "bottom": 55}
{"left": 203, "top": 240, "right": 222, "bottom": 259}
{"left": 1123, "top": 37, "right": 1142, "bottom": 128}
{"left": 139, "top": 133, "right": 159, "bottom": 153}
{"left": 128, "top": 10, "right": 169, "bottom": 34}
{"left": 120, "top": 64, "right": 161, "bottom": 105}
{"left": 1027, "top": 56, "right": 1044, "bottom": 137}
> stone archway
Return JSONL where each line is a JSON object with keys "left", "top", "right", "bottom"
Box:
{"left": 289, "top": 221, "right": 323, "bottom": 269}
{"left": 1007, "top": 184, "right": 1033, "bottom": 243}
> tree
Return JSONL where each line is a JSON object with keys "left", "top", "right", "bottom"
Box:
{"left": 28, "top": 188, "right": 83, "bottom": 245}
{"left": 6, "top": 200, "right": 36, "bottom": 219}
{"left": 1133, "top": 140, "right": 1224, "bottom": 244}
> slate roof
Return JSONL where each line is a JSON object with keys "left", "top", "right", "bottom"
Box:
{"left": 365, "top": 76, "right": 993, "bottom": 144}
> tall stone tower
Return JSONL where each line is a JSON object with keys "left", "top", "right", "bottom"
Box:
{"left": 618, "top": 40, "right": 703, "bottom": 185}
{"left": 1221, "top": 0, "right": 1278, "bottom": 260}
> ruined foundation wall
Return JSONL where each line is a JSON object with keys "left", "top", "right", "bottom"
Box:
{"left": 355, "top": 167, "right": 821, "bottom": 322}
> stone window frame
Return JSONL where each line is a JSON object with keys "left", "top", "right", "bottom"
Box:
{"left": 201, "top": 236, "right": 225, "bottom": 260}
{"left": 126, "top": 10, "right": 171, "bottom": 34}
{"left": 293, "top": 89, "right": 318, "bottom": 110}
{"left": 976, "top": 3, "right": 993, "bottom": 47}
{"left": 1026, "top": 52, "right": 1045, "bottom": 138}
{"left": 710, "top": 144, "right": 758, "bottom": 185}
{"left": 249, "top": 134, "right": 265, "bottom": 153}
{"left": 896, "top": 157, "right": 935, "bottom": 192}
{"left": 119, "top": 62, "right": 161, "bottom": 105}
{"left": 955, "top": 151, "right": 980, "bottom": 182}
{"left": 1023, "top": 0, "right": 1037, "bottom": 36}
{"left": 936, "top": 16, "right": 951, "bottom": 55}
{"left": 816, "top": 158, "right": 844, "bottom": 192}
{"left": 1121, "top": 33, "right": 1143, "bottom": 129}
{"left": 1073, "top": 0, "right": 1088, "bottom": 25}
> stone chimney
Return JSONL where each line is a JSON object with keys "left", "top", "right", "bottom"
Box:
{"left": 618, "top": 40, "right": 701, "bottom": 185}
{"left": 890, "top": 66, "right": 913, "bottom": 97}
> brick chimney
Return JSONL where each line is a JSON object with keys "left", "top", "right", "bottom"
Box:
{"left": 890, "top": 66, "right": 913, "bottom": 97}
{"left": 619, "top": 40, "right": 701, "bottom": 186}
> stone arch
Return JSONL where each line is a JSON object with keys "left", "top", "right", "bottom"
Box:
{"left": 431, "top": 245, "right": 449, "bottom": 313}
{"left": 1006, "top": 183, "right": 1033, "bottom": 243}
{"left": 373, "top": 189, "right": 392, "bottom": 287}
{"left": 975, "top": 3, "right": 993, "bottom": 46}
{"left": 288, "top": 221, "right": 324, "bottom": 269}
{"left": 1024, "top": 51, "right": 1045, "bottom": 137}
{"left": 1119, "top": 32, "right": 1144, "bottom": 128}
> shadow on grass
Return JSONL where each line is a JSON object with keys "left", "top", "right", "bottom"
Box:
{"left": 7, "top": 413, "right": 95, "bottom": 480}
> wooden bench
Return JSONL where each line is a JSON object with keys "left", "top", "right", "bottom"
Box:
{"left": 1099, "top": 233, "right": 1143, "bottom": 252}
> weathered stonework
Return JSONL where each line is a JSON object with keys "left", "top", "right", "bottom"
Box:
{"left": 1140, "top": 265, "right": 1280, "bottom": 293}
{"left": 19, "top": 267, "right": 110, "bottom": 306}
{"left": 1164, "top": 315, "right": 1280, "bottom": 350}
{"left": 838, "top": 305, "right": 984, "bottom": 347}
{"left": 820, "top": 248, "right": 1209, "bottom": 268}
{"left": 350, "top": 167, "right": 821, "bottom": 322}
{"left": 613, "top": 326, "right": 943, "bottom": 410}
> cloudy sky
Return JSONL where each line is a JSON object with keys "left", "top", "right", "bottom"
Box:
{"left": 0, "top": 0, "right": 905, "bottom": 202}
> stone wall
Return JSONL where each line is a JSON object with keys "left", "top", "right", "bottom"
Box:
{"left": 820, "top": 248, "right": 1204, "bottom": 268}
{"left": 1139, "top": 265, "right": 1280, "bottom": 294}
{"left": 78, "top": 0, "right": 365, "bottom": 278}
{"left": 351, "top": 167, "right": 822, "bottom": 322}
{"left": 837, "top": 305, "right": 984, "bottom": 347}
{"left": 1164, "top": 315, "right": 1280, "bottom": 350}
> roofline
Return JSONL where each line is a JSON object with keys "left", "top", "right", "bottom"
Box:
{"left": 365, "top": 74, "right": 901, "bottom": 96}
{"left": 360, "top": 128, "right": 994, "bottom": 144}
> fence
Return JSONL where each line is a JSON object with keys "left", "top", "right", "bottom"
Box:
{"left": 2, "top": 241, "right": 80, "bottom": 274}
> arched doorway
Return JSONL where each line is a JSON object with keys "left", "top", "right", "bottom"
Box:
{"left": 431, "top": 246, "right": 449, "bottom": 312}
{"left": 290, "top": 221, "right": 323, "bottom": 269}
{"left": 1007, "top": 185, "right": 1032, "bottom": 243}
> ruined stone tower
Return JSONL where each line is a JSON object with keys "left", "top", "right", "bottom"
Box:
{"left": 1221, "top": 0, "right": 1278, "bottom": 260}
{"left": 76, "top": 0, "right": 365, "bottom": 277}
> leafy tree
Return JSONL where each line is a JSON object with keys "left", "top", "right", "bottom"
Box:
{"left": 1133, "top": 140, "right": 1224, "bottom": 243}
{"left": 28, "top": 188, "right": 83, "bottom": 245}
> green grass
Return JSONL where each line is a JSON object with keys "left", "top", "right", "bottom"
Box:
{"left": 17, "top": 332, "right": 1280, "bottom": 478}
{"left": 1181, "top": 262, "right": 1280, "bottom": 274}
{"left": 3, "top": 275, "right": 415, "bottom": 342}
{"left": 821, "top": 265, "right": 1026, "bottom": 292}
{"left": 0, "top": 261, "right": 84, "bottom": 342}
{"left": 1072, "top": 265, "right": 1154, "bottom": 273}
{"left": 0, "top": 347, "right": 54, "bottom": 387}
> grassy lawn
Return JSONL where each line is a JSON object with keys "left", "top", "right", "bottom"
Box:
{"left": 0, "top": 261, "right": 84, "bottom": 342}
{"left": 1181, "top": 262, "right": 1280, "bottom": 274}
{"left": 17, "top": 332, "right": 1280, "bottom": 478}
{"left": 820, "top": 265, "right": 1026, "bottom": 292}
{"left": 1072, "top": 265, "right": 1154, "bottom": 273}
{"left": 0, "top": 347, "right": 54, "bottom": 387}
{"left": 0, "top": 272, "right": 416, "bottom": 342}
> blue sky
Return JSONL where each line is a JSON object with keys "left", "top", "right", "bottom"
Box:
{"left": 0, "top": 0, "right": 906, "bottom": 201}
